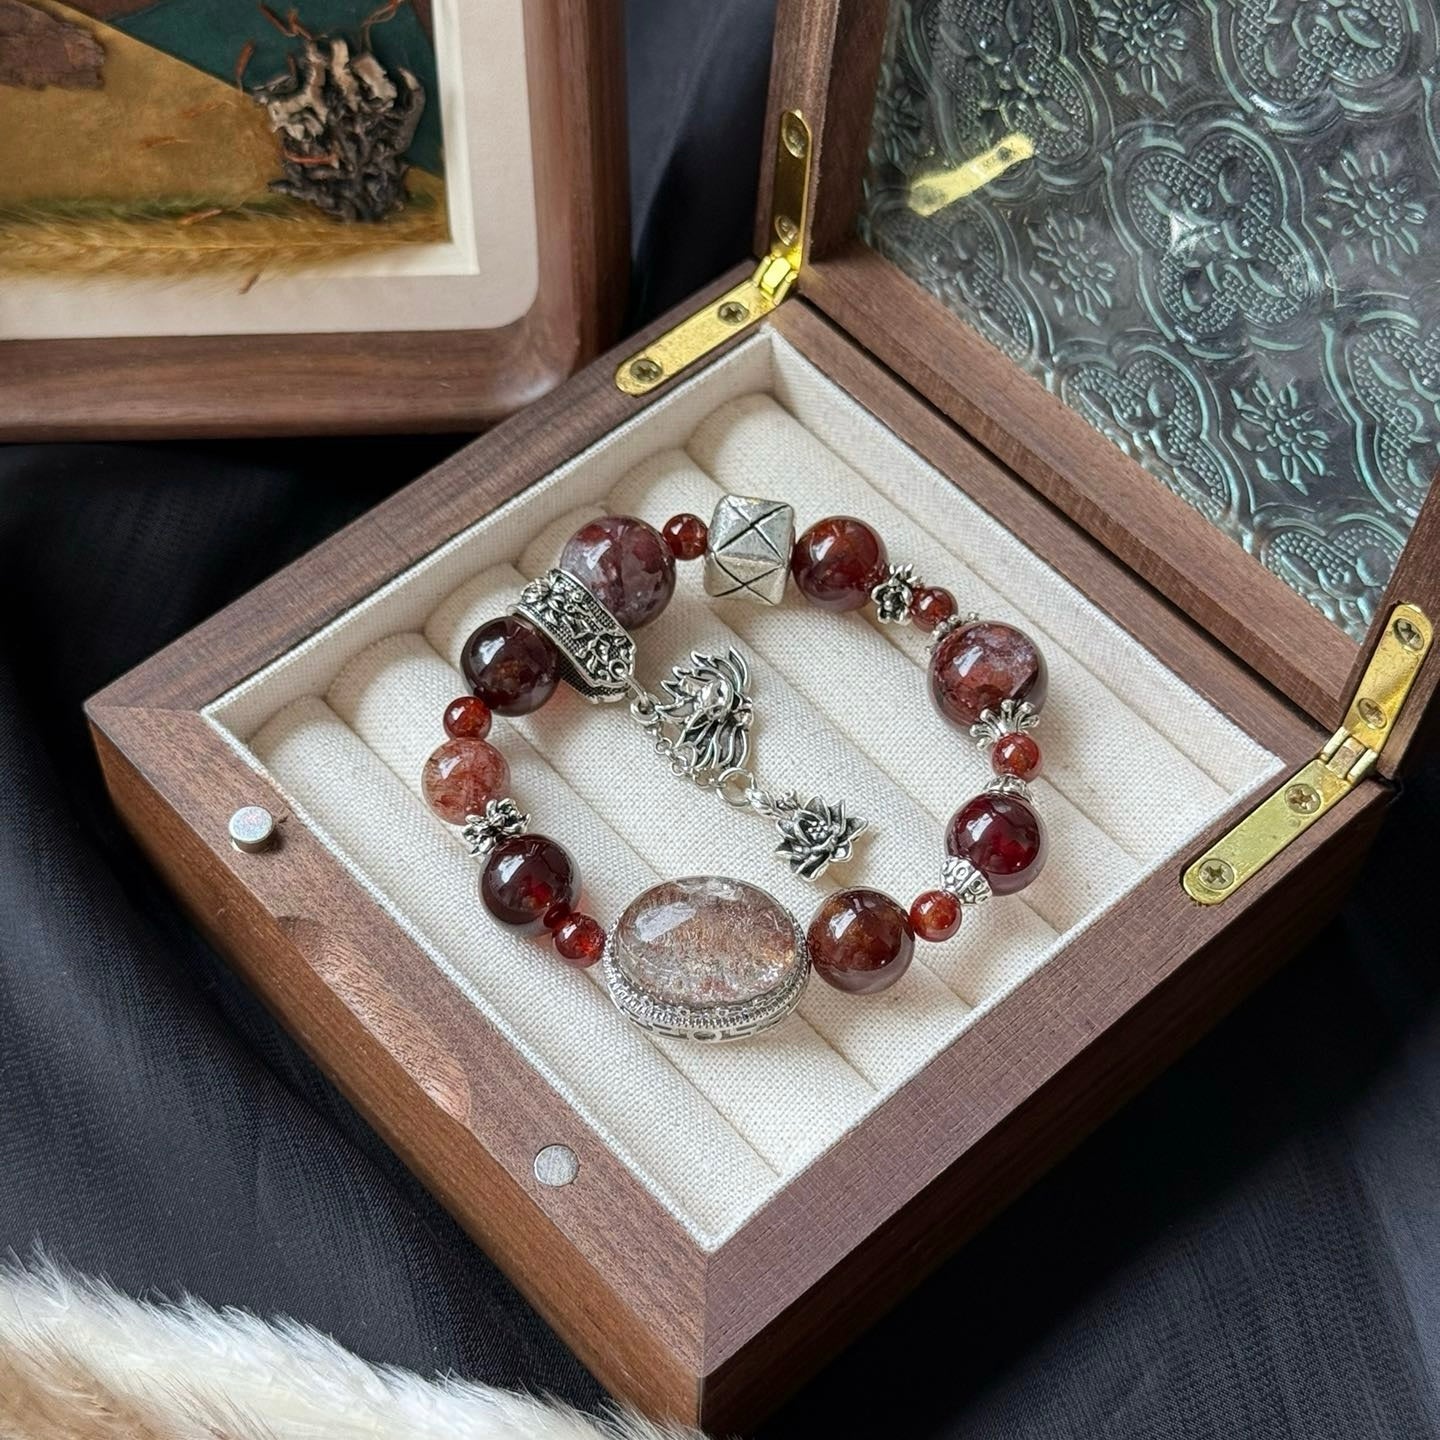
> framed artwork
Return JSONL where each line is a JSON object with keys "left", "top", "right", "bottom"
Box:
{"left": 0, "top": 0, "right": 627, "bottom": 437}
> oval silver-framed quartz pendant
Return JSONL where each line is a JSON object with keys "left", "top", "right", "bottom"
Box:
{"left": 602, "top": 876, "right": 809, "bottom": 1042}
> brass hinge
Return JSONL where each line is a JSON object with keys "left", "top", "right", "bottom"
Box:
{"left": 615, "top": 109, "right": 813, "bottom": 397}
{"left": 1184, "top": 602, "right": 1432, "bottom": 904}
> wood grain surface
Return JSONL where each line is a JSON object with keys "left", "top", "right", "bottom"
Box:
{"left": 0, "top": 0, "right": 629, "bottom": 440}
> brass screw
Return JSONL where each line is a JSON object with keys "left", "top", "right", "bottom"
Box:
{"left": 628, "top": 356, "right": 662, "bottom": 385}
{"left": 774, "top": 214, "right": 800, "bottom": 247}
{"left": 1197, "top": 858, "right": 1235, "bottom": 892}
{"left": 1395, "top": 616, "right": 1424, "bottom": 651}
{"left": 717, "top": 300, "right": 749, "bottom": 325}
{"left": 781, "top": 113, "right": 808, "bottom": 159}
{"left": 1357, "top": 696, "right": 1387, "bottom": 729}
{"left": 1285, "top": 783, "right": 1322, "bottom": 815}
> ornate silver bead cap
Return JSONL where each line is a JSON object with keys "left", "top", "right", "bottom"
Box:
{"left": 984, "top": 774, "right": 1033, "bottom": 801}
{"left": 941, "top": 855, "right": 992, "bottom": 905}
{"left": 927, "top": 610, "right": 982, "bottom": 652}
{"left": 970, "top": 700, "right": 1040, "bottom": 746}
{"left": 703, "top": 495, "right": 795, "bottom": 606}
{"left": 512, "top": 568, "right": 636, "bottom": 702}
{"left": 462, "top": 798, "right": 529, "bottom": 858}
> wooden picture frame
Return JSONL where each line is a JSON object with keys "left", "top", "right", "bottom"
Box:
{"left": 0, "top": 0, "right": 627, "bottom": 440}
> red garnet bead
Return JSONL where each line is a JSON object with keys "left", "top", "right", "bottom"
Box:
{"left": 910, "top": 585, "right": 957, "bottom": 634}
{"left": 560, "top": 514, "right": 676, "bottom": 628}
{"left": 928, "top": 619, "right": 1048, "bottom": 730}
{"left": 790, "top": 515, "right": 888, "bottom": 612}
{"left": 462, "top": 615, "right": 560, "bottom": 716}
{"left": 946, "top": 792, "right": 1046, "bottom": 895}
{"left": 480, "top": 834, "right": 579, "bottom": 934}
{"left": 554, "top": 913, "right": 606, "bottom": 968}
{"left": 442, "top": 694, "right": 492, "bottom": 741}
{"left": 807, "top": 888, "right": 914, "bottom": 994}
{"left": 992, "top": 731, "right": 1042, "bottom": 780}
{"left": 662, "top": 512, "right": 708, "bottom": 561}
{"left": 909, "top": 889, "right": 961, "bottom": 943}
{"left": 421, "top": 739, "right": 509, "bottom": 826}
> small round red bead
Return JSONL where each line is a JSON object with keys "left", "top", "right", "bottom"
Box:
{"left": 480, "top": 834, "right": 579, "bottom": 934}
{"left": 421, "top": 738, "right": 510, "bottom": 826}
{"left": 807, "top": 887, "right": 914, "bottom": 994}
{"left": 910, "top": 585, "right": 957, "bottom": 634}
{"left": 992, "top": 731, "right": 1042, "bottom": 780}
{"left": 662, "top": 512, "right": 708, "bottom": 561}
{"left": 791, "top": 515, "right": 889, "bottom": 612}
{"left": 554, "top": 913, "right": 606, "bottom": 968}
{"left": 462, "top": 615, "right": 560, "bottom": 716}
{"left": 909, "top": 889, "right": 961, "bottom": 942}
{"left": 442, "top": 694, "right": 492, "bottom": 741}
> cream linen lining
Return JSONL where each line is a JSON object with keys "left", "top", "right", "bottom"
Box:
{"left": 206, "top": 330, "right": 1284, "bottom": 1248}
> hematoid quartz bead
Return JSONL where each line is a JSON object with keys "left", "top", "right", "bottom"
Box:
{"left": 807, "top": 887, "right": 914, "bottom": 994}
{"left": 421, "top": 738, "right": 510, "bottom": 826}
{"left": 929, "top": 619, "right": 1048, "bottom": 730}
{"left": 480, "top": 833, "right": 579, "bottom": 934}
{"left": 462, "top": 615, "right": 560, "bottom": 716}
{"left": 791, "top": 515, "right": 889, "bottom": 612}
{"left": 946, "top": 791, "right": 1046, "bottom": 895}
{"left": 560, "top": 514, "right": 676, "bottom": 629}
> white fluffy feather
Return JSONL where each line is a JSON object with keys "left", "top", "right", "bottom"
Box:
{"left": 0, "top": 1258, "right": 699, "bottom": 1440}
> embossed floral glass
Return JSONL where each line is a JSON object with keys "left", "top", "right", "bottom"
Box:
{"left": 859, "top": 0, "right": 1440, "bottom": 640}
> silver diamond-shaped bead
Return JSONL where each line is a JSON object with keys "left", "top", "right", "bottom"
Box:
{"left": 703, "top": 495, "right": 795, "bottom": 606}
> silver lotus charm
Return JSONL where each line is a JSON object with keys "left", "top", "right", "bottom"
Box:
{"left": 512, "top": 568, "right": 636, "bottom": 702}
{"left": 941, "top": 855, "right": 992, "bottom": 905}
{"left": 772, "top": 793, "right": 867, "bottom": 880}
{"left": 970, "top": 699, "right": 1040, "bottom": 746}
{"left": 462, "top": 798, "right": 529, "bottom": 858}
{"left": 654, "top": 648, "right": 754, "bottom": 776}
{"left": 871, "top": 563, "right": 918, "bottom": 624}
{"left": 703, "top": 495, "right": 795, "bottom": 606}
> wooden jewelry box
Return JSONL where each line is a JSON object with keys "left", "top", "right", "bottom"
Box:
{"left": 88, "top": 2, "right": 1440, "bottom": 1431}
{"left": 0, "top": 0, "right": 626, "bottom": 439}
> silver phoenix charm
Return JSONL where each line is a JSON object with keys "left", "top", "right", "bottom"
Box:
{"left": 512, "top": 569, "right": 636, "bottom": 702}
{"left": 871, "top": 563, "right": 918, "bottom": 624}
{"left": 648, "top": 647, "right": 754, "bottom": 777}
{"left": 772, "top": 793, "right": 868, "bottom": 880}
{"left": 462, "top": 798, "right": 529, "bottom": 858}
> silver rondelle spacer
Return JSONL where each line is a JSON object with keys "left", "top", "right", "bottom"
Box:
{"left": 983, "top": 774, "right": 1032, "bottom": 801}
{"left": 941, "top": 855, "right": 992, "bottom": 905}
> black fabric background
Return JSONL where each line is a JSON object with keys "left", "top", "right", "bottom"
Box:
{"left": 3, "top": 5, "right": 1439, "bottom": 1435}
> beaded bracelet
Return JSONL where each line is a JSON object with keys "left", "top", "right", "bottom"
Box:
{"left": 419, "top": 497, "right": 1049, "bottom": 1041}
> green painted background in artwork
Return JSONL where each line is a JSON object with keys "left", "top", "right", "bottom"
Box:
{"left": 113, "top": 0, "right": 442, "bottom": 174}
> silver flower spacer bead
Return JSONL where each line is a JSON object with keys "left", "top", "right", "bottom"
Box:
{"left": 462, "top": 798, "right": 529, "bottom": 858}
{"left": 871, "top": 563, "right": 918, "bottom": 625}
{"left": 970, "top": 700, "right": 1040, "bottom": 746}
{"left": 941, "top": 855, "right": 992, "bottom": 905}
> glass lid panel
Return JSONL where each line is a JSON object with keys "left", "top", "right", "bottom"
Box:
{"left": 859, "top": 0, "right": 1440, "bottom": 642}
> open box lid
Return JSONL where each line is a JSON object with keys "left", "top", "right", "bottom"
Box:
{"left": 0, "top": 0, "right": 626, "bottom": 438}
{"left": 722, "top": 0, "right": 1440, "bottom": 781}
